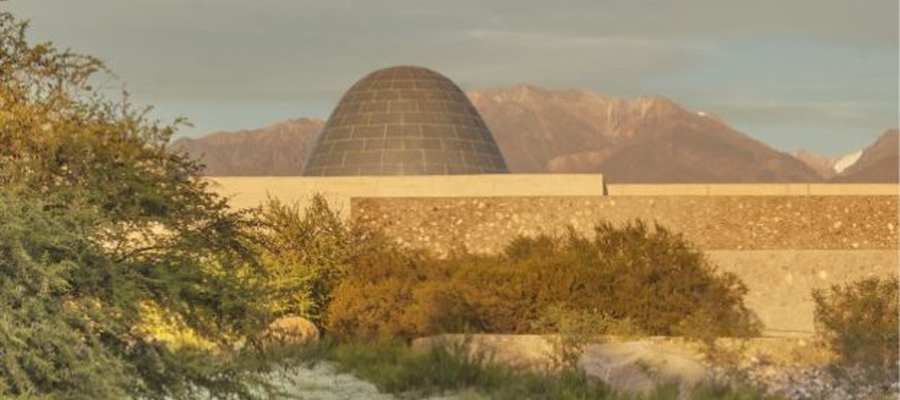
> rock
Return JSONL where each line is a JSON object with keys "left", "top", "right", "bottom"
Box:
{"left": 578, "top": 341, "right": 709, "bottom": 398}
{"left": 263, "top": 316, "right": 320, "bottom": 346}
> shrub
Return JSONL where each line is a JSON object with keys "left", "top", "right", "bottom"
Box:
{"left": 325, "top": 339, "right": 612, "bottom": 399}
{"left": 250, "top": 195, "right": 358, "bottom": 325}
{"left": 590, "top": 221, "right": 759, "bottom": 338}
{"left": 291, "top": 339, "right": 779, "bottom": 400}
{"left": 0, "top": 11, "right": 279, "bottom": 399}
{"left": 812, "top": 277, "right": 899, "bottom": 373}
{"left": 325, "top": 220, "right": 760, "bottom": 341}
{"left": 325, "top": 244, "right": 471, "bottom": 339}
{"left": 535, "top": 304, "right": 644, "bottom": 371}
{"left": 452, "top": 223, "right": 759, "bottom": 339}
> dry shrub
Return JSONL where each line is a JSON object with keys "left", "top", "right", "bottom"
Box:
{"left": 588, "top": 222, "right": 759, "bottom": 338}
{"left": 325, "top": 220, "right": 760, "bottom": 341}
{"left": 535, "top": 304, "right": 643, "bottom": 371}
{"left": 324, "top": 244, "right": 471, "bottom": 339}
{"left": 813, "top": 277, "right": 899, "bottom": 373}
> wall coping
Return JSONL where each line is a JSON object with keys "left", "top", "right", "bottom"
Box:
{"left": 209, "top": 174, "right": 606, "bottom": 212}
{"left": 209, "top": 177, "right": 898, "bottom": 212}
{"left": 605, "top": 183, "right": 899, "bottom": 196}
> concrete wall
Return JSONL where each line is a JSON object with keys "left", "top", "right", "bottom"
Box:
{"left": 709, "top": 250, "right": 897, "bottom": 336}
{"left": 209, "top": 174, "right": 605, "bottom": 214}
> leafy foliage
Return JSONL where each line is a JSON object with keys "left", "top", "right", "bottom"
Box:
{"left": 326, "top": 221, "right": 761, "bottom": 341}
{"left": 250, "top": 195, "right": 359, "bottom": 325}
{"left": 0, "top": 11, "right": 278, "bottom": 399}
{"left": 0, "top": 194, "right": 130, "bottom": 399}
{"left": 813, "top": 277, "right": 899, "bottom": 374}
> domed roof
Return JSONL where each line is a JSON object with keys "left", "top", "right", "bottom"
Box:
{"left": 302, "top": 66, "right": 508, "bottom": 176}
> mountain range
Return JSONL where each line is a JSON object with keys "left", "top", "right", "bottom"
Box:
{"left": 174, "top": 85, "right": 898, "bottom": 183}
{"left": 174, "top": 118, "right": 323, "bottom": 176}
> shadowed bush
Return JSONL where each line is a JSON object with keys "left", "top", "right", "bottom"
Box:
{"left": 325, "top": 221, "right": 761, "bottom": 341}
{"left": 813, "top": 276, "right": 899, "bottom": 375}
{"left": 324, "top": 244, "right": 468, "bottom": 339}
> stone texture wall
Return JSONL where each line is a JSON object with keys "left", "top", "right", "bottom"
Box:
{"left": 352, "top": 196, "right": 898, "bottom": 252}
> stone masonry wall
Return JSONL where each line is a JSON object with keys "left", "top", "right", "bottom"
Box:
{"left": 352, "top": 196, "right": 897, "bottom": 252}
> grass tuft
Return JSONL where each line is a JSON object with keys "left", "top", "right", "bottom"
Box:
{"left": 288, "top": 338, "right": 784, "bottom": 400}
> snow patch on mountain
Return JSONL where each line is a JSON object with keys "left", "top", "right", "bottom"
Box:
{"left": 833, "top": 150, "right": 863, "bottom": 174}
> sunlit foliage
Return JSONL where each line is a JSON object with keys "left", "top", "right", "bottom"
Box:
{"left": 0, "top": 10, "right": 278, "bottom": 399}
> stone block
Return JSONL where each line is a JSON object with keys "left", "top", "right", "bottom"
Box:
{"left": 352, "top": 126, "right": 386, "bottom": 139}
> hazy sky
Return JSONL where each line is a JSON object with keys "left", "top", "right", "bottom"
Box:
{"left": 6, "top": 0, "right": 898, "bottom": 155}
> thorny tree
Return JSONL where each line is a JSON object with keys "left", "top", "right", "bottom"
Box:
{"left": 0, "top": 10, "right": 282, "bottom": 400}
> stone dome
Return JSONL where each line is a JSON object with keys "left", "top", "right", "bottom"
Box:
{"left": 302, "top": 66, "right": 508, "bottom": 176}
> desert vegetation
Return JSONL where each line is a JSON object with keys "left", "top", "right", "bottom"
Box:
{"left": 813, "top": 276, "right": 899, "bottom": 380}
{"left": 284, "top": 338, "right": 784, "bottom": 400}
{"left": 0, "top": 11, "right": 285, "bottom": 399}
{"left": 324, "top": 221, "right": 761, "bottom": 341}
{"left": 229, "top": 194, "right": 898, "bottom": 399}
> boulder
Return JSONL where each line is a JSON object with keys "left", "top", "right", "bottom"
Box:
{"left": 578, "top": 341, "right": 709, "bottom": 398}
{"left": 263, "top": 316, "right": 320, "bottom": 345}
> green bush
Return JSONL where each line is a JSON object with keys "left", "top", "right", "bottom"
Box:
{"left": 0, "top": 11, "right": 280, "bottom": 399}
{"left": 251, "top": 195, "right": 358, "bottom": 325}
{"left": 812, "top": 277, "right": 899, "bottom": 373}
{"left": 326, "top": 221, "right": 760, "bottom": 341}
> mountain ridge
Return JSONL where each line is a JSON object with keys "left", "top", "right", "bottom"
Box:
{"left": 174, "top": 118, "right": 324, "bottom": 176}
{"left": 469, "top": 86, "right": 821, "bottom": 182}
{"left": 831, "top": 129, "right": 899, "bottom": 183}
{"left": 174, "top": 86, "right": 896, "bottom": 183}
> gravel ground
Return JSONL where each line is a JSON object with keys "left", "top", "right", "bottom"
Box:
{"left": 264, "top": 363, "right": 472, "bottom": 400}
{"left": 712, "top": 363, "right": 899, "bottom": 400}
{"left": 239, "top": 361, "right": 900, "bottom": 400}
{"left": 763, "top": 368, "right": 899, "bottom": 400}
{"left": 266, "top": 363, "right": 395, "bottom": 400}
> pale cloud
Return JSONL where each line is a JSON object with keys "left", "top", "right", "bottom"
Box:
{"left": 463, "top": 30, "right": 673, "bottom": 49}
{"left": 4, "top": 0, "right": 896, "bottom": 154}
